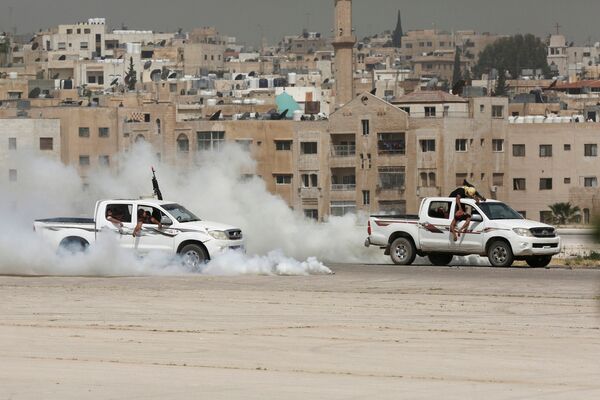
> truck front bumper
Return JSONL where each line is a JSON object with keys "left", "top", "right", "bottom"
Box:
{"left": 512, "top": 237, "right": 561, "bottom": 257}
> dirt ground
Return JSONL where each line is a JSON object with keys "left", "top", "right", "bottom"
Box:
{"left": 0, "top": 264, "right": 599, "bottom": 399}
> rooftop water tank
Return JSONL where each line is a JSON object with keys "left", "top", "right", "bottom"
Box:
{"left": 293, "top": 110, "right": 303, "bottom": 121}
{"left": 288, "top": 73, "right": 297, "bottom": 85}
{"left": 206, "top": 98, "right": 217, "bottom": 106}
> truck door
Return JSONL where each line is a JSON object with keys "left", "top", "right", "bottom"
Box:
{"left": 420, "top": 200, "right": 452, "bottom": 251}
{"left": 450, "top": 203, "right": 485, "bottom": 253}
{"left": 132, "top": 205, "right": 174, "bottom": 253}
{"left": 99, "top": 203, "right": 135, "bottom": 250}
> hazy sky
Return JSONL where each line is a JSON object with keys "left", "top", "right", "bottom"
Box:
{"left": 2, "top": 0, "right": 600, "bottom": 46}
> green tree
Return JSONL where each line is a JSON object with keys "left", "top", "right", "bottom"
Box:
{"left": 548, "top": 202, "right": 581, "bottom": 225}
{"left": 474, "top": 34, "right": 550, "bottom": 79}
{"left": 495, "top": 68, "right": 508, "bottom": 96}
{"left": 463, "top": 68, "right": 472, "bottom": 82}
{"left": 452, "top": 47, "right": 462, "bottom": 88}
{"left": 126, "top": 56, "right": 137, "bottom": 91}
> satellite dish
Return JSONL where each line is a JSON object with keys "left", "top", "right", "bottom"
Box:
{"left": 143, "top": 60, "right": 152, "bottom": 70}
{"left": 160, "top": 40, "right": 166, "bottom": 46}
{"left": 52, "top": 73, "right": 60, "bottom": 79}
{"left": 28, "top": 87, "right": 41, "bottom": 98}
{"left": 150, "top": 69, "right": 162, "bottom": 82}
{"left": 248, "top": 71, "right": 256, "bottom": 77}
{"left": 58, "top": 55, "right": 66, "bottom": 60}
{"left": 234, "top": 74, "right": 244, "bottom": 80}
{"left": 31, "top": 42, "right": 39, "bottom": 50}
{"left": 209, "top": 110, "right": 222, "bottom": 120}
{"left": 110, "top": 78, "right": 119, "bottom": 86}
{"left": 240, "top": 112, "right": 251, "bottom": 120}
{"left": 160, "top": 69, "right": 170, "bottom": 80}
{"left": 168, "top": 71, "right": 177, "bottom": 79}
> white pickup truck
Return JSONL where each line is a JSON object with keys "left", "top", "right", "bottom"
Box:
{"left": 365, "top": 197, "right": 561, "bottom": 268}
{"left": 33, "top": 199, "right": 244, "bottom": 270}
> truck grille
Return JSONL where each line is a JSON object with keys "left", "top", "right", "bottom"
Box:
{"left": 533, "top": 243, "right": 558, "bottom": 248}
{"left": 530, "top": 227, "right": 556, "bottom": 238}
{"left": 226, "top": 229, "right": 243, "bottom": 240}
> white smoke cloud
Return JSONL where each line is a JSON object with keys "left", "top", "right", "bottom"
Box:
{"left": 1, "top": 143, "right": 383, "bottom": 276}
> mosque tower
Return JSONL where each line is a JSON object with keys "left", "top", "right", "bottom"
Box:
{"left": 333, "top": 0, "right": 356, "bottom": 108}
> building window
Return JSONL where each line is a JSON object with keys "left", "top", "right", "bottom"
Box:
{"left": 39, "top": 137, "right": 53, "bottom": 150}
{"left": 539, "top": 144, "right": 553, "bottom": 157}
{"left": 480, "top": 104, "right": 485, "bottom": 113}
{"left": 424, "top": 106, "right": 436, "bottom": 117}
{"left": 304, "top": 209, "right": 318, "bottom": 220}
{"left": 177, "top": 134, "right": 190, "bottom": 152}
{"left": 518, "top": 211, "right": 527, "bottom": 219}
{"left": 235, "top": 139, "right": 252, "bottom": 152}
{"left": 361, "top": 119, "right": 370, "bottom": 135}
{"left": 492, "top": 139, "right": 504, "bottom": 152}
{"left": 330, "top": 201, "right": 356, "bottom": 217}
{"left": 300, "top": 142, "right": 318, "bottom": 154}
{"left": 275, "top": 140, "right": 292, "bottom": 151}
{"left": 156, "top": 119, "right": 161, "bottom": 134}
{"left": 400, "top": 107, "right": 410, "bottom": 114}
{"left": 584, "top": 208, "right": 591, "bottom": 224}
{"left": 8, "top": 137, "right": 17, "bottom": 150}
{"left": 362, "top": 190, "right": 370, "bottom": 206}
{"left": 513, "top": 178, "right": 526, "bottom": 190}
{"left": 98, "top": 127, "right": 109, "bottom": 138}
{"left": 419, "top": 139, "right": 436, "bottom": 152}
{"left": 584, "top": 177, "right": 598, "bottom": 188}
{"left": 58, "top": 42, "right": 66, "bottom": 50}
{"left": 378, "top": 200, "right": 407, "bottom": 215}
{"left": 80, "top": 42, "right": 89, "bottom": 49}
{"left": 455, "top": 139, "right": 468, "bottom": 152}
{"left": 79, "top": 127, "right": 90, "bottom": 138}
{"left": 66, "top": 29, "right": 73, "bottom": 34}
{"left": 492, "top": 173, "right": 504, "bottom": 186}
{"left": 539, "top": 178, "right": 553, "bottom": 190}
{"left": 584, "top": 143, "right": 598, "bottom": 157}
{"left": 197, "top": 131, "right": 225, "bottom": 152}
{"left": 420, "top": 172, "right": 436, "bottom": 187}
{"left": 301, "top": 173, "right": 318, "bottom": 188}
{"left": 275, "top": 174, "right": 292, "bottom": 185}
{"left": 512, "top": 144, "right": 525, "bottom": 157}
{"left": 492, "top": 105, "right": 504, "bottom": 118}
{"left": 84, "top": 28, "right": 91, "bottom": 34}
{"left": 378, "top": 166, "right": 405, "bottom": 190}
{"left": 9, "top": 169, "right": 17, "bottom": 182}
{"left": 456, "top": 173, "right": 468, "bottom": 186}
{"left": 378, "top": 132, "right": 405, "bottom": 155}
{"left": 99, "top": 155, "right": 110, "bottom": 166}
{"left": 79, "top": 155, "right": 90, "bottom": 166}
{"left": 564, "top": 177, "right": 571, "bottom": 184}
{"left": 564, "top": 144, "right": 571, "bottom": 151}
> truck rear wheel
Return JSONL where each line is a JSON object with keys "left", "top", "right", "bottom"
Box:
{"left": 525, "top": 256, "right": 552, "bottom": 268}
{"left": 58, "top": 237, "right": 89, "bottom": 254}
{"left": 428, "top": 254, "right": 454, "bottom": 266}
{"left": 390, "top": 237, "right": 416, "bottom": 265}
{"left": 180, "top": 244, "right": 209, "bottom": 272}
{"left": 487, "top": 240, "right": 514, "bottom": 267}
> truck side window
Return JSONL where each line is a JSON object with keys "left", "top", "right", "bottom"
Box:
{"left": 138, "top": 206, "right": 165, "bottom": 224}
{"left": 106, "top": 204, "right": 132, "bottom": 223}
{"left": 428, "top": 201, "right": 451, "bottom": 219}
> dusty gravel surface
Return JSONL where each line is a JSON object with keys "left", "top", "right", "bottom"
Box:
{"left": 1, "top": 264, "right": 599, "bottom": 399}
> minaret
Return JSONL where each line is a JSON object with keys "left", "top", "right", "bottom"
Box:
{"left": 333, "top": 0, "right": 356, "bottom": 108}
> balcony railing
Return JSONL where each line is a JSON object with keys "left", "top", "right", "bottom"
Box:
{"left": 331, "top": 184, "right": 356, "bottom": 191}
{"left": 378, "top": 142, "right": 406, "bottom": 155}
{"left": 331, "top": 145, "right": 356, "bottom": 157}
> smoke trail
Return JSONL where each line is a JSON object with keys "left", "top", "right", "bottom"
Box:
{"left": 1, "top": 143, "right": 380, "bottom": 276}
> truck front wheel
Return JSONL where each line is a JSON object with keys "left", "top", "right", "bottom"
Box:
{"left": 180, "top": 244, "right": 209, "bottom": 272}
{"left": 390, "top": 237, "right": 417, "bottom": 265}
{"left": 525, "top": 256, "right": 552, "bottom": 268}
{"left": 487, "top": 240, "right": 514, "bottom": 267}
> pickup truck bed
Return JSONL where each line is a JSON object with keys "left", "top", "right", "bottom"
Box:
{"left": 36, "top": 218, "right": 95, "bottom": 224}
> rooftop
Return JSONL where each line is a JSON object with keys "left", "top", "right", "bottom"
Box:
{"left": 394, "top": 90, "right": 468, "bottom": 104}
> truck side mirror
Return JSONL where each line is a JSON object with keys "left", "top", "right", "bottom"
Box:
{"left": 160, "top": 216, "right": 173, "bottom": 226}
{"left": 471, "top": 214, "right": 483, "bottom": 222}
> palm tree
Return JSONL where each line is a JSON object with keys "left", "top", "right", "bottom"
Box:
{"left": 548, "top": 202, "right": 581, "bottom": 225}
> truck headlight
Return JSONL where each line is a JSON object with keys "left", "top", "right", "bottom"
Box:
{"left": 513, "top": 228, "right": 533, "bottom": 237}
{"left": 208, "top": 230, "right": 229, "bottom": 240}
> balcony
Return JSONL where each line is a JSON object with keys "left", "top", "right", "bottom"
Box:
{"left": 331, "top": 144, "right": 356, "bottom": 157}
{"left": 331, "top": 183, "right": 356, "bottom": 191}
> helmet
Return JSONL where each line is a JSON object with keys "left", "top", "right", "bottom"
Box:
{"left": 465, "top": 187, "right": 476, "bottom": 197}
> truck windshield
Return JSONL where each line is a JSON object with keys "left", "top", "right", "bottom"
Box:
{"left": 163, "top": 204, "right": 201, "bottom": 223}
{"left": 477, "top": 202, "right": 524, "bottom": 220}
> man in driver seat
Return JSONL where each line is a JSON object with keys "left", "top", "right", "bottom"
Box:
{"left": 449, "top": 182, "right": 486, "bottom": 241}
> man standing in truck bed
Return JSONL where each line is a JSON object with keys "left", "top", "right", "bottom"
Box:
{"left": 449, "top": 181, "right": 486, "bottom": 241}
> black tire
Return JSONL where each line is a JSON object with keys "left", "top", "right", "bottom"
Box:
{"left": 179, "top": 243, "right": 209, "bottom": 272}
{"left": 487, "top": 240, "right": 514, "bottom": 267}
{"left": 428, "top": 253, "right": 454, "bottom": 266}
{"left": 58, "top": 237, "right": 89, "bottom": 254}
{"left": 525, "top": 256, "right": 552, "bottom": 268}
{"left": 390, "top": 237, "right": 417, "bottom": 265}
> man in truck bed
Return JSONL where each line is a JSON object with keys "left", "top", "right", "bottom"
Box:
{"left": 449, "top": 182, "right": 486, "bottom": 241}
